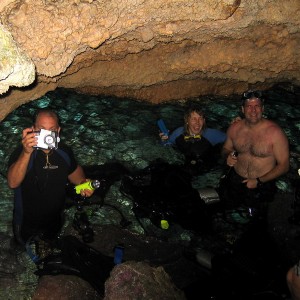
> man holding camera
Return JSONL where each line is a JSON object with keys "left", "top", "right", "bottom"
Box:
{"left": 7, "top": 108, "right": 94, "bottom": 250}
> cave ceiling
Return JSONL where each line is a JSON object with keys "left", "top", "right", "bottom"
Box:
{"left": 0, "top": 0, "right": 299, "bottom": 120}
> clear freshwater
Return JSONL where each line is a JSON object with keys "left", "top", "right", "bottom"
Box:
{"left": 0, "top": 82, "right": 299, "bottom": 298}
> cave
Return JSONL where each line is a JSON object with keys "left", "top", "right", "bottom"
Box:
{"left": 0, "top": 1, "right": 300, "bottom": 299}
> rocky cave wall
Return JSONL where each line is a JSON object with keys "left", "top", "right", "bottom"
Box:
{"left": 0, "top": 0, "right": 299, "bottom": 120}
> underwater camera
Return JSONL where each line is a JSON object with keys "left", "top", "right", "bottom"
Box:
{"left": 33, "top": 129, "right": 60, "bottom": 150}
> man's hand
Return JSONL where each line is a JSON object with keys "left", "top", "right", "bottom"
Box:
{"left": 22, "top": 128, "right": 37, "bottom": 154}
{"left": 80, "top": 187, "right": 94, "bottom": 198}
{"left": 77, "top": 179, "right": 96, "bottom": 198}
{"left": 242, "top": 178, "right": 260, "bottom": 189}
{"left": 230, "top": 116, "right": 242, "bottom": 124}
{"left": 227, "top": 151, "right": 238, "bottom": 167}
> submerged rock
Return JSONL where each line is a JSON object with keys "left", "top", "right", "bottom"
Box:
{"left": 104, "top": 261, "right": 186, "bottom": 300}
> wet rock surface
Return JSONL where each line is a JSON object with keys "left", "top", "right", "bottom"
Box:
{"left": 33, "top": 275, "right": 100, "bottom": 300}
{"left": 104, "top": 261, "right": 186, "bottom": 300}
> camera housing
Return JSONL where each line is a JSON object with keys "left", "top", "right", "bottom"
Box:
{"left": 33, "top": 129, "right": 60, "bottom": 150}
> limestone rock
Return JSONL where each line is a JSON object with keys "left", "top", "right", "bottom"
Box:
{"left": 0, "top": 0, "right": 299, "bottom": 119}
{"left": 31, "top": 261, "right": 185, "bottom": 300}
{"left": 32, "top": 275, "right": 101, "bottom": 300}
{"left": 0, "top": 23, "right": 35, "bottom": 94}
{"left": 104, "top": 261, "right": 186, "bottom": 300}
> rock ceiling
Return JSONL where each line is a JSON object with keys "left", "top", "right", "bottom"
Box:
{"left": 0, "top": 0, "right": 299, "bottom": 120}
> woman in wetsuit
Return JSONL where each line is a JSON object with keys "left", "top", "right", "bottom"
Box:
{"left": 160, "top": 106, "right": 226, "bottom": 175}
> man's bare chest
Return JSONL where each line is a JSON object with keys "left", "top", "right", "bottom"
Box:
{"left": 234, "top": 133, "right": 272, "bottom": 158}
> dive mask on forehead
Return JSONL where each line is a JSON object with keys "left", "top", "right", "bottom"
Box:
{"left": 243, "top": 91, "right": 262, "bottom": 99}
{"left": 241, "top": 90, "right": 264, "bottom": 106}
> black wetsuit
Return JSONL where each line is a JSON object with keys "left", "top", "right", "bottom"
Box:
{"left": 218, "top": 167, "right": 277, "bottom": 225}
{"left": 166, "top": 127, "right": 226, "bottom": 175}
{"left": 176, "top": 134, "right": 212, "bottom": 163}
{"left": 175, "top": 134, "right": 223, "bottom": 175}
{"left": 8, "top": 144, "right": 77, "bottom": 245}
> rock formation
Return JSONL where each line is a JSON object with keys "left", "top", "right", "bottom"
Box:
{"left": 0, "top": 0, "right": 299, "bottom": 120}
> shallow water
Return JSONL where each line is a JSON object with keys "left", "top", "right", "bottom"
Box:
{"left": 0, "top": 82, "right": 299, "bottom": 298}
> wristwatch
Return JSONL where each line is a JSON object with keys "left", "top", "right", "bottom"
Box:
{"left": 256, "top": 177, "right": 263, "bottom": 187}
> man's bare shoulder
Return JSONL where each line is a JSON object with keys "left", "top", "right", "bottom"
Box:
{"left": 227, "top": 118, "right": 245, "bottom": 133}
{"left": 263, "top": 118, "right": 285, "bottom": 131}
{"left": 263, "top": 119, "right": 288, "bottom": 140}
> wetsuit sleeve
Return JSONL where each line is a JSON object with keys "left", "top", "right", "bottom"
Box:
{"left": 59, "top": 144, "right": 78, "bottom": 174}
{"left": 168, "top": 127, "right": 184, "bottom": 145}
{"left": 203, "top": 128, "right": 226, "bottom": 146}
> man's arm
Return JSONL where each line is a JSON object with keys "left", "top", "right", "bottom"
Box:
{"left": 222, "top": 140, "right": 234, "bottom": 159}
{"left": 221, "top": 123, "right": 240, "bottom": 168}
{"left": 221, "top": 117, "right": 243, "bottom": 155}
{"left": 7, "top": 128, "right": 36, "bottom": 189}
{"left": 221, "top": 125, "right": 235, "bottom": 159}
{"left": 68, "top": 165, "right": 86, "bottom": 185}
{"left": 7, "top": 151, "right": 32, "bottom": 189}
{"left": 258, "top": 127, "right": 290, "bottom": 183}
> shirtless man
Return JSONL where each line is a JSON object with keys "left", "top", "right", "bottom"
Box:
{"left": 220, "top": 90, "right": 289, "bottom": 220}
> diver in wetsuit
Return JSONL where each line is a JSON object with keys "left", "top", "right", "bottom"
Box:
{"left": 7, "top": 109, "right": 95, "bottom": 249}
{"left": 159, "top": 106, "right": 226, "bottom": 175}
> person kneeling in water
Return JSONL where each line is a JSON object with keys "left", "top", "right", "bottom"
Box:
{"left": 159, "top": 105, "right": 227, "bottom": 175}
